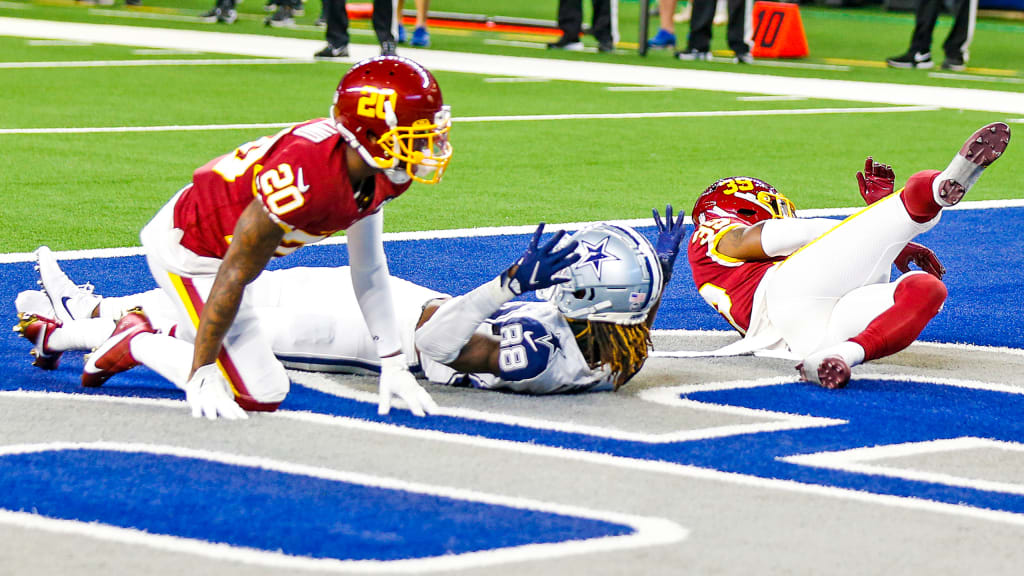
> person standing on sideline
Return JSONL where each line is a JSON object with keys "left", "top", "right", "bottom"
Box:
{"left": 547, "top": 0, "right": 618, "bottom": 53}
{"left": 397, "top": 0, "right": 431, "bottom": 47}
{"left": 315, "top": 0, "right": 401, "bottom": 58}
{"left": 886, "top": 0, "right": 977, "bottom": 71}
{"left": 675, "top": 0, "right": 753, "bottom": 63}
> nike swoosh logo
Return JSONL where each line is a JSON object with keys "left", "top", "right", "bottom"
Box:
{"left": 296, "top": 168, "right": 310, "bottom": 193}
{"left": 60, "top": 296, "right": 75, "bottom": 318}
{"left": 529, "top": 263, "right": 540, "bottom": 287}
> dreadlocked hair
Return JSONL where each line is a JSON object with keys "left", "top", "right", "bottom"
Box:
{"left": 568, "top": 319, "right": 652, "bottom": 390}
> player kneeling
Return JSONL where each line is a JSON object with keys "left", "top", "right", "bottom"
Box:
{"left": 15, "top": 220, "right": 685, "bottom": 408}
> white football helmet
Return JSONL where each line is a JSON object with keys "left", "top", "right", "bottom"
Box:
{"left": 538, "top": 224, "right": 663, "bottom": 325}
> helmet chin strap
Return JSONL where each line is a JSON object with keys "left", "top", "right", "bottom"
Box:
{"left": 564, "top": 300, "right": 613, "bottom": 319}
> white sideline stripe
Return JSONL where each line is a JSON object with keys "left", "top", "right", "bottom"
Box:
{"left": 737, "top": 95, "right": 807, "bottom": 101}
{"left": 293, "top": 372, "right": 848, "bottom": 444}
{"left": 605, "top": 86, "right": 676, "bottom": 92}
{"left": 0, "top": 58, "right": 311, "bottom": 69}
{"left": 0, "top": 441, "right": 687, "bottom": 572}
{"left": 26, "top": 39, "right": 91, "bottom": 46}
{"left": 3, "top": 199, "right": 1024, "bottom": 264}
{"left": 0, "top": 105, "right": 937, "bottom": 135}
{"left": 1, "top": 17, "right": 1023, "bottom": 113}
{"left": 483, "top": 77, "right": 551, "bottom": 83}
{"left": 929, "top": 72, "right": 1024, "bottom": 85}
{"left": 453, "top": 105, "right": 939, "bottom": 123}
{"left": 5, "top": 382, "right": 1024, "bottom": 528}
{"left": 782, "top": 437, "right": 1024, "bottom": 497}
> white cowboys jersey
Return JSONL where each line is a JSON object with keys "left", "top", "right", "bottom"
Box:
{"left": 420, "top": 301, "right": 615, "bottom": 395}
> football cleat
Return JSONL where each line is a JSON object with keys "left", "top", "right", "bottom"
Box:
{"left": 797, "top": 355, "right": 851, "bottom": 390}
{"left": 35, "top": 246, "right": 102, "bottom": 324}
{"left": 13, "top": 313, "right": 64, "bottom": 370}
{"left": 82, "top": 308, "right": 155, "bottom": 387}
{"left": 934, "top": 122, "right": 1011, "bottom": 206}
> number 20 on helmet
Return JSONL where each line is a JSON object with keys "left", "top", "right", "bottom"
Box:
{"left": 691, "top": 176, "right": 796, "bottom": 227}
{"left": 332, "top": 56, "right": 453, "bottom": 185}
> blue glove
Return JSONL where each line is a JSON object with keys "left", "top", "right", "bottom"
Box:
{"left": 653, "top": 204, "right": 687, "bottom": 282}
{"left": 503, "top": 223, "right": 580, "bottom": 296}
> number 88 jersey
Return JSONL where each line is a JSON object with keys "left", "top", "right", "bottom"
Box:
{"left": 447, "top": 302, "right": 614, "bottom": 395}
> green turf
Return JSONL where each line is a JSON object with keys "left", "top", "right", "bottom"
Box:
{"left": 0, "top": 2, "right": 1021, "bottom": 252}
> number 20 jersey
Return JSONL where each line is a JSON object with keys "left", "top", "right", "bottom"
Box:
{"left": 173, "top": 118, "right": 411, "bottom": 260}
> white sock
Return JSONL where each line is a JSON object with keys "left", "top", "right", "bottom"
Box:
{"left": 48, "top": 318, "right": 116, "bottom": 351}
{"left": 932, "top": 154, "right": 982, "bottom": 207}
{"left": 129, "top": 332, "right": 193, "bottom": 390}
{"left": 831, "top": 341, "right": 866, "bottom": 367}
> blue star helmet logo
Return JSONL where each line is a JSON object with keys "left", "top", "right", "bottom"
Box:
{"left": 576, "top": 237, "right": 620, "bottom": 280}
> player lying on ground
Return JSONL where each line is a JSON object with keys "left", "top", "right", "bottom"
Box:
{"left": 685, "top": 122, "right": 1010, "bottom": 389}
{"left": 16, "top": 219, "right": 683, "bottom": 404}
{"left": 90, "top": 55, "right": 452, "bottom": 420}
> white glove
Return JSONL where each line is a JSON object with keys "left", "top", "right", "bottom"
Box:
{"left": 378, "top": 354, "right": 438, "bottom": 417}
{"left": 185, "top": 364, "right": 248, "bottom": 421}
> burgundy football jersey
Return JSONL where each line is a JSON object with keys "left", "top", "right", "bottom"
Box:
{"left": 687, "top": 217, "right": 780, "bottom": 334}
{"left": 173, "top": 118, "right": 410, "bottom": 259}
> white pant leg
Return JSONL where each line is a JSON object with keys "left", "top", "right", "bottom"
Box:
{"left": 141, "top": 201, "right": 289, "bottom": 406}
{"left": 765, "top": 194, "right": 939, "bottom": 356}
{"left": 821, "top": 271, "right": 930, "bottom": 349}
{"left": 246, "top": 267, "right": 445, "bottom": 372}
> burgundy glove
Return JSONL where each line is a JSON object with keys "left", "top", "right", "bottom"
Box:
{"left": 895, "top": 242, "right": 945, "bottom": 280}
{"left": 856, "top": 156, "right": 896, "bottom": 205}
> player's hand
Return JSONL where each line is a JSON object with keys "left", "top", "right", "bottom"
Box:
{"left": 378, "top": 354, "right": 438, "bottom": 417}
{"left": 185, "top": 364, "right": 248, "bottom": 421}
{"left": 653, "top": 204, "right": 687, "bottom": 281}
{"left": 856, "top": 156, "right": 896, "bottom": 205}
{"left": 895, "top": 242, "right": 945, "bottom": 279}
{"left": 502, "top": 223, "right": 580, "bottom": 296}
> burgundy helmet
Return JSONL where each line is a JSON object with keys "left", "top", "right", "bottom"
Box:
{"left": 332, "top": 56, "right": 452, "bottom": 184}
{"left": 691, "top": 176, "right": 796, "bottom": 227}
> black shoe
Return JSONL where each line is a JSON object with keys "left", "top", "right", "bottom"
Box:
{"left": 314, "top": 44, "right": 348, "bottom": 59}
{"left": 125, "top": 0, "right": 141, "bottom": 5}
{"left": 265, "top": 5, "right": 294, "bottom": 27}
{"left": 199, "top": 7, "right": 221, "bottom": 22}
{"left": 380, "top": 40, "right": 397, "bottom": 56}
{"left": 675, "top": 48, "right": 711, "bottom": 61}
{"left": 598, "top": 40, "right": 614, "bottom": 53}
{"left": 886, "top": 50, "right": 932, "bottom": 69}
{"left": 546, "top": 35, "right": 584, "bottom": 51}
{"left": 941, "top": 53, "right": 966, "bottom": 72}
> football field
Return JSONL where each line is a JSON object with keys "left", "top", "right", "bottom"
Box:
{"left": 2, "top": 2, "right": 1024, "bottom": 574}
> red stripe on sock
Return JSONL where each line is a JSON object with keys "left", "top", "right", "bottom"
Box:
{"left": 900, "top": 170, "right": 942, "bottom": 223}
{"left": 850, "top": 274, "right": 947, "bottom": 362}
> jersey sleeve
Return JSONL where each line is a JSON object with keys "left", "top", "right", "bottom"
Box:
{"left": 494, "top": 316, "right": 556, "bottom": 382}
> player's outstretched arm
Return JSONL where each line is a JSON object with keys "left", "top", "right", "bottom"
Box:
{"left": 416, "top": 223, "right": 579, "bottom": 373}
{"left": 187, "top": 198, "right": 283, "bottom": 420}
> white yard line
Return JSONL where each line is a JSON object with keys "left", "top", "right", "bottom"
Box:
{"left": 2, "top": 16, "right": 1023, "bottom": 113}
{"left": 0, "top": 105, "right": 940, "bottom": 135}
{"left": 0, "top": 57, "right": 311, "bottom": 69}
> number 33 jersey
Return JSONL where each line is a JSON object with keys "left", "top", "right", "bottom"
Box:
{"left": 421, "top": 302, "right": 615, "bottom": 395}
{"left": 172, "top": 118, "right": 411, "bottom": 259}
{"left": 687, "top": 218, "right": 781, "bottom": 334}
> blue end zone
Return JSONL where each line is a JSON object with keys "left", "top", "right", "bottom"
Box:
{"left": 0, "top": 448, "right": 633, "bottom": 560}
{"left": 1, "top": 206, "right": 1023, "bottom": 534}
